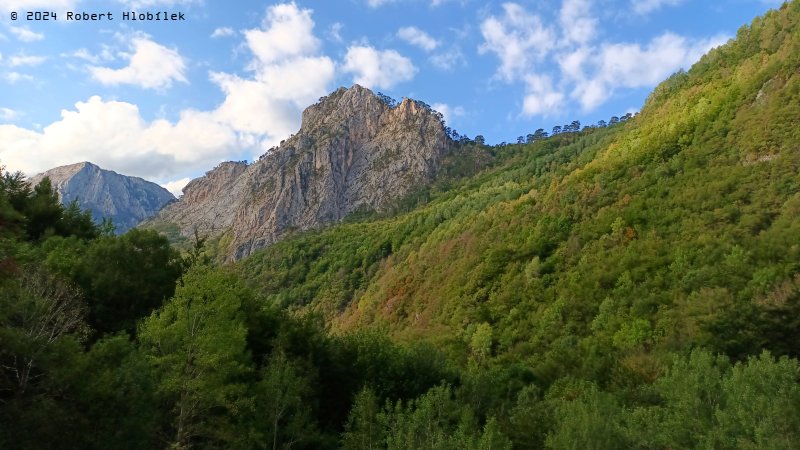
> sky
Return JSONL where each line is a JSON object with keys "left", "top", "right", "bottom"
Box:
{"left": 0, "top": 0, "right": 785, "bottom": 196}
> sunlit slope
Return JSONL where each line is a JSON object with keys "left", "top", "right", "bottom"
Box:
{"left": 239, "top": 2, "right": 800, "bottom": 373}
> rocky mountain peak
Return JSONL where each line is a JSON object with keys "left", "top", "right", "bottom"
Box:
{"left": 29, "top": 162, "right": 175, "bottom": 233}
{"left": 146, "top": 84, "right": 452, "bottom": 260}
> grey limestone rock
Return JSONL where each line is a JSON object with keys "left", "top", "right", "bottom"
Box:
{"left": 147, "top": 84, "right": 452, "bottom": 260}
{"left": 29, "top": 162, "right": 175, "bottom": 233}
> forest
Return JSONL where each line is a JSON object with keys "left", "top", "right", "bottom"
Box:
{"left": 3, "top": 2, "right": 800, "bottom": 449}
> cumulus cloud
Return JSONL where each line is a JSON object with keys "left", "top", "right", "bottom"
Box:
{"left": 329, "top": 22, "right": 344, "bottom": 42}
{"left": 4, "top": 72, "right": 33, "bottom": 83}
{"left": 219, "top": 2, "right": 335, "bottom": 145}
{"left": 632, "top": 0, "right": 684, "bottom": 15}
{"left": 430, "top": 48, "right": 466, "bottom": 71}
{"left": 0, "top": 107, "right": 19, "bottom": 121}
{"left": 89, "top": 36, "right": 188, "bottom": 90}
{"left": 342, "top": 46, "right": 417, "bottom": 90}
{"left": 479, "top": 1, "right": 728, "bottom": 117}
{"left": 245, "top": 3, "right": 321, "bottom": 68}
{"left": 161, "top": 177, "right": 191, "bottom": 197}
{"left": 8, "top": 54, "right": 46, "bottom": 67}
{"left": 522, "top": 74, "right": 564, "bottom": 116}
{"left": 560, "top": 0, "right": 596, "bottom": 45}
{"left": 9, "top": 26, "right": 44, "bottom": 42}
{"left": 0, "top": 96, "right": 241, "bottom": 181}
{"left": 478, "top": 3, "right": 555, "bottom": 82}
{"left": 567, "top": 33, "right": 729, "bottom": 111}
{"left": 210, "top": 27, "right": 235, "bottom": 38}
{"left": 431, "top": 102, "right": 464, "bottom": 126}
{"left": 62, "top": 48, "right": 115, "bottom": 64}
{"left": 366, "top": 0, "right": 394, "bottom": 7}
{"left": 0, "top": 0, "right": 76, "bottom": 12}
{"left": 397, "top": 26, "right": 440, "bottom": 52}
{"left": 1, "top": 2, "right": 337, "bottom": 183}
{"left": 115, "top": 0, "right": 199, "bottom": 8}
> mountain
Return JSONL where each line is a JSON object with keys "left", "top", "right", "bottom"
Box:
{"left": 29, "top": 162, "right": 175, "bottom": 233}
{"left": 6, "top": 3, "right": 800, "bottom": 449}
{"left": 146, "top": 84, "right": 451, "bottom": 259}
{"left": 240, "top": 1, "right": 800, "bottom": 360}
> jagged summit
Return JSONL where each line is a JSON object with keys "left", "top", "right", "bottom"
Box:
{"left": 30, "top": 162, "right": 175, "bottom": 233}
{"left": 146, "top": 84, "right": 452, "bottom": 259}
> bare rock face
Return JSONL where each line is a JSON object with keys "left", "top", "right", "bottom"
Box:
{"left": 148, "top": 85, "right": 451, "bottom": 259}
{"left": 29, "top": 162, "right": 175, "bottom": 233}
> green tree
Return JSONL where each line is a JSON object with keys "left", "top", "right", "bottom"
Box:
{"left": 138, "top": 265, "right": 253, "bottom": 449}
{"left": 342, "top": 387, "right": 384, "bottom": 450}
{"left": 255, "top": 351, "right": 318, "bottom": 450}
{"left": 77, "top": 229, "right": 184, "bottom": 334}
{"left": 24, "top": 177, "right": 62, "bottom": 241}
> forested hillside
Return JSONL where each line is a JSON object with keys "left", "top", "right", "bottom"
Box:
{"left": 2, "top": 2, "right": 800, "bottom": 449}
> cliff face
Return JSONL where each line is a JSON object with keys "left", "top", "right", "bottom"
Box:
{"left": 148, "top": 85, "right": 451, "bottom": 259}
{"left": 29, "top": 162, "right": 175, "bottom": 233}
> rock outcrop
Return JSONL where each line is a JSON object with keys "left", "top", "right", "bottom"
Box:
{"left": 30, "top": 162, "right": 175, "bottom": 233}
{"left": 147, "top": 84, "right": 451, "bottom": 259}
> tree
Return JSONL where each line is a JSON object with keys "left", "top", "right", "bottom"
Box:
{"left": 546, "top": 386, "right": 627, "bottom": 450}
{"left": 342, "top": 387, "right": 384, "bottom": 450}
{"left": 76, "top": 229, "right": 184, "bottom": 334}
{"left": 517, "top": 136, "right": 525, "bottom": 144}
{"left": 138, "top": 266, "right": 253, "bottom": 449}
{"left": 24, "top": 177, "right": 62, "bottom": 241}
{"left": 597, "top": 120, "right": 607, "bottom": 128}
{"left": 0, "top": 266, "right": 88, "bottom": 398}
{"left": 533, "top": 128, "right": 548, "bottom": 140}
{"left": 474, "top": 135, "right": 486, "bottom": 146}
{"left": 255, "top": 351, "right": 317, "bottom": 450}
{"left": 552, "top": 125, "right": 562, "bottom": 135}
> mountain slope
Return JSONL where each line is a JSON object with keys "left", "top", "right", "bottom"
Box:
{"left": 147, "top": 85, "right": 451, "bottom": 260}
{"left": 239, "top": 1, "right": 800, "bottom": 373}
{"left": 29, "top": 162, "right": 175, "bottom": 233}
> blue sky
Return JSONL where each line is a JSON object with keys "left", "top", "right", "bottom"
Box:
{"left": 0, "top": 0, "right": 783, "bottom": 195}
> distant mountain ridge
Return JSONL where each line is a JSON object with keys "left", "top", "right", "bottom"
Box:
{"left": 146, "top": 84, "right": 452, "bottom": 259}
{"left": 30, "top": 162, "right": 175, "bottom": 233}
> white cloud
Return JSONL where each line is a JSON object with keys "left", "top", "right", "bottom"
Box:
{"left": 366, "top": 0, "right": 394, "bottom": 7}
{"left": 0, "top": 0, "right": 76, "bottom": 13}
{"left": 570, "top": 32, "right": 729, "bottom": 110}
{"left": 210, "top": 27, "right": 235, "bottom": 38}
{"left": 62, "top": 48, "right": 115, "bottom": 64}
{"left": 1, "top": 2, "right": 338, "bottom": 183}
{"left": 478, "top": 3, "right": 555, "bottom": 82}
{"left": 9, "top": 26, "right": 44, "bottom": 42}
{"left": 161, "top": 177, "right": 191, "bottom": 197}
{"left": 0, "top": 96, "right": 242, "bottom": 181}
{"left": 329, "top": 22, "right": 344, "bottom": 42}
{"left": 430, "top": 49, "right": 466, "bottom": 71}
{"left": 115, "top": 0, "right": 199, "bottom": 8}
{"left": 0, "top": 107, "right": 19, "bottom": 121}
{"left": 4, "top": 72, "right": 34, "bottom": 83}
{"left": 8, "top": 54, "right": 46, "bottom": 67}
{"left": 560, "top": 0, "right": 596, "bottom": 45}
{"left": 89, "top": 36, "right": 187, "bottom": 90}
{"left": 478, "top": 1, "right": 728, "bottom": 117}
{"left": 431, "top": 102, "right": 464, "bottom": 125}
{"left": 632, "top": 0, "right": 684, "bottom": 15}
{"left": 245, "top": 2, "right": 320, "bottom": 68}
{"left": 214, "top": 2, "right": 335, "bottom": 145}
{"left": 343, "top": 46, "right": 417, "bottom": 89}
{"left": 397, "top": 26, "right": 440, "bottom": 52}
{"left": 522, "top": 74, "right": 564, "bottom": 116}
